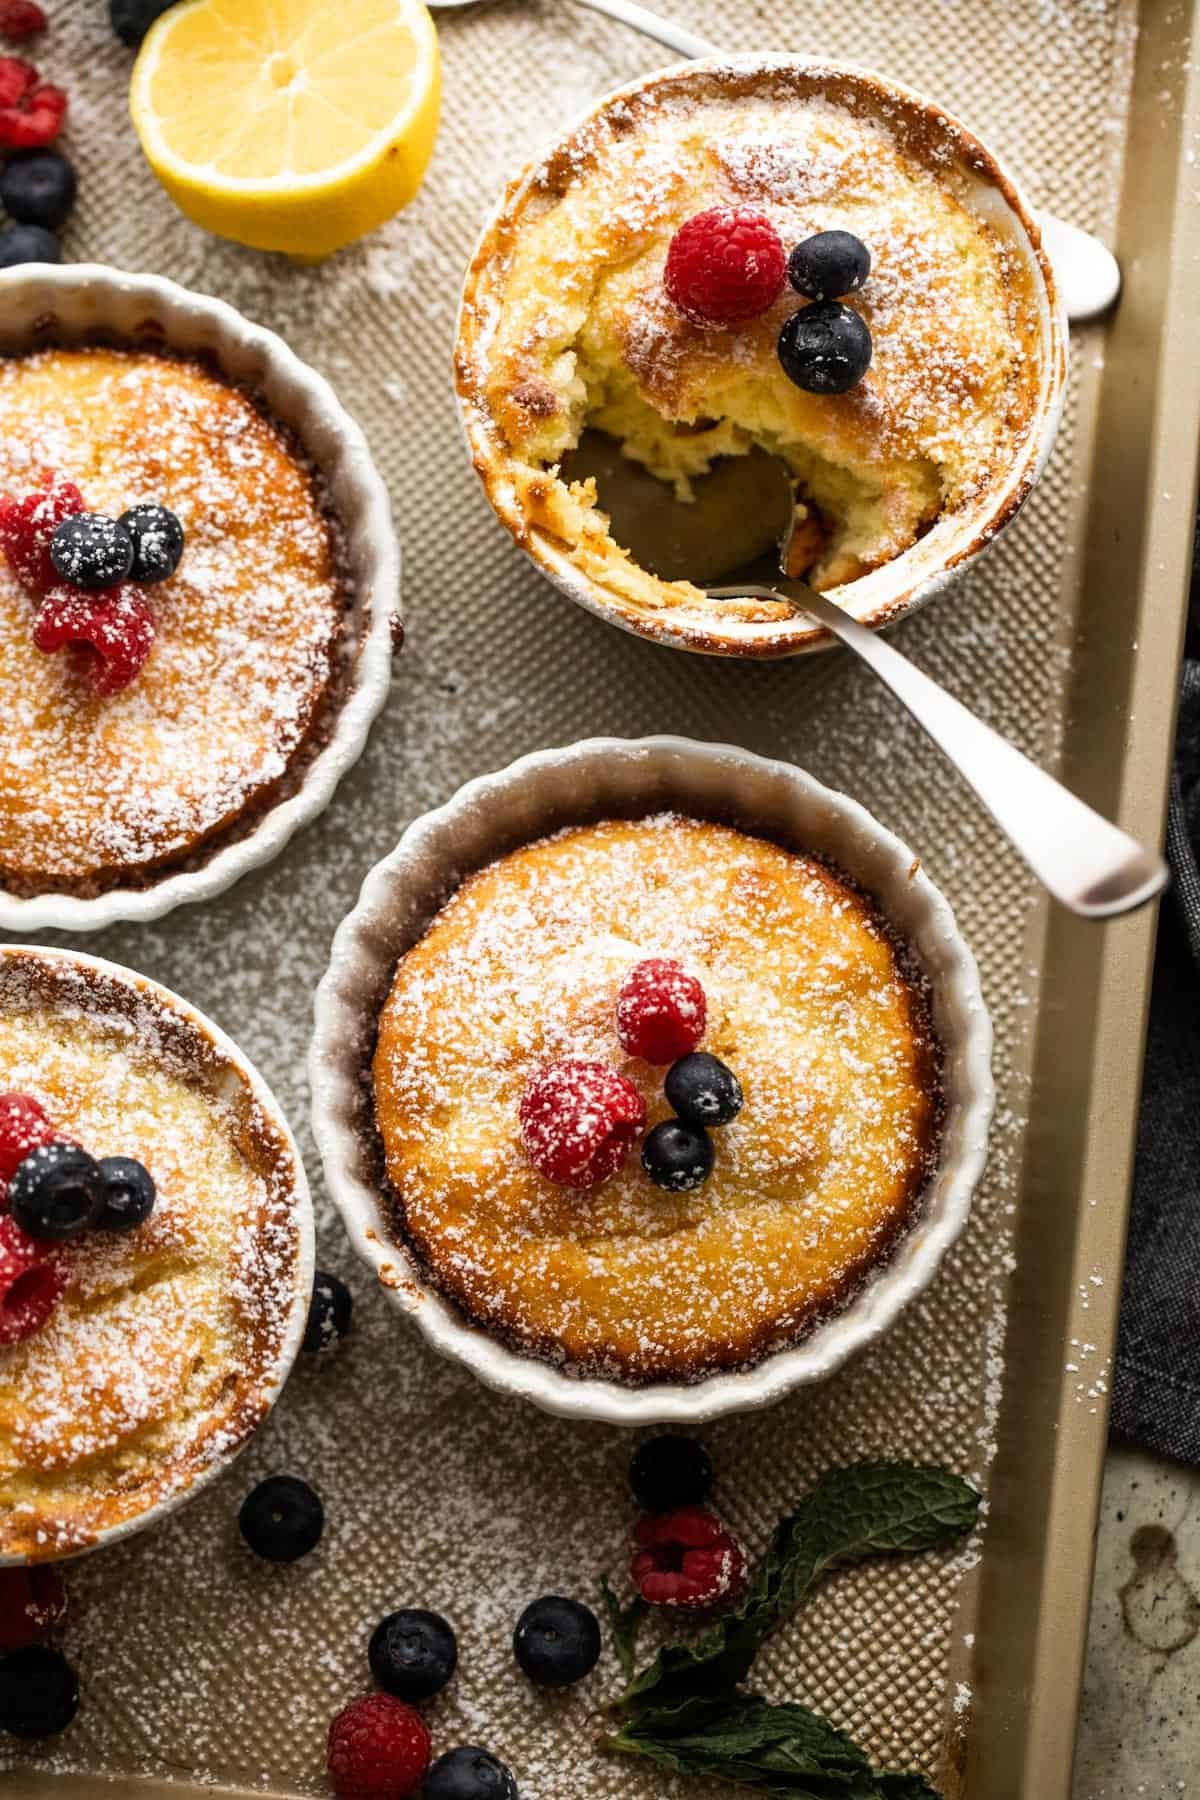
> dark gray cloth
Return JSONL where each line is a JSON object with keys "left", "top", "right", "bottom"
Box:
{"left": 1111, "top": 582, "right": 1200, "bottom": 1464}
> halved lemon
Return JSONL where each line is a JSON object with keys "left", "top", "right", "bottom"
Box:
{"left": 130, "top": 0, "right": 441, "bottom": 259}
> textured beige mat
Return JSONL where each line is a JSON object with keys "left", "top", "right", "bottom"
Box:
{"left": 3, "top": 0, "right": 1137, "bottom": 1791}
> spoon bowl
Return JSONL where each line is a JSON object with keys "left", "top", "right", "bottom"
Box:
{"left": 560, "top": 431, "right": 792, "bottom": 585}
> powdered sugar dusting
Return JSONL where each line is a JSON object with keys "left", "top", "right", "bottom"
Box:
{"left": 374, "top": 816, "right": 940, "bottom": 1381}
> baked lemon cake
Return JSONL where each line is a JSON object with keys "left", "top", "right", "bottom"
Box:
{"left": 0, "top": 951, "right": 307, "bottom": 1562}
{"left": 456, "top": 58, "right": 1052, "bottom": 643}
{"left": 372, "top": 815, "right": 941, "bottom": 1382}
{"left": 0, "top": 346, "right": 348, "bottom": 898}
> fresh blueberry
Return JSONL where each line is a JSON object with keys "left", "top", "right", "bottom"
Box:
{"left": 630, "top": 1435, "right": 714, "bottom": 1513}
{"left": 302, "top": 1268, "right": 353, "bottom": 1354}
{"left": 238, "top": 1476, "right": 323, "bottom": 1563}
{"left": 9, "top": 1143, "right": 103, "bottom": 1242}
{"left": 423, "top": 1746, "right": 520, "bottom": 1800}
{"left": 50, "top": 514, "right": 135, "bottom": 590}
{"left": 0, "top": 152, "right": 77, "bottom": 232}
{"left": 369, "top": 1607, "right": 458, "bottom": 1701}
{"left": 663, "top": 1053, "right": 743, "bottom": 1128}
{"left": 94, "top": 1157, "right": 156, "bottom": 1233}
{"left": 0, "top": 223, "right": 61, "bottom": 268}
{"left": 109, "top": 0, "right": 179, "bottom": 46}
{"left": 0, "top": 1647, "right": 79, "bottom": 1738}
{"left": 513, "top": 1596, "right": 601, "bottom": 1688}
{"left": 119, "top": 503, "right": 185, "bottom": 585}
{"left": 641, "top": 1119, "right": 714, "bottom": 1192}
{"left": 777, "top": 301, "right": 873, "bottom": 395}
{"left": 787, "top": 229, "right": 871, "bottom": 301}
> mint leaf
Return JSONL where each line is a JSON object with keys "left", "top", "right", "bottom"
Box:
{"left": 621, "top": 1464, "right": 979, "bottom": 1714}
{"left": 607, "top": 1694, "right": 922, "bottom": 1798}
{"left": 603, "top": 1464, "right": 972, "bottom": 1796}
{"left": 599, "top": 1575, "right": 648, "bottom": 1682}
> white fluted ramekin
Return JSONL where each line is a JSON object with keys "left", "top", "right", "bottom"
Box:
{"left": 0, "top": 265, "right": 399, "bottom": 933}
{"left": 456, "top": 55, "right": 1068, "bottom": 658}
{"left": 311, "top": 736, "right": 993, "bottom": 1425}
{"left": 0, "top": 944, "right": 314, "bottom": 1566}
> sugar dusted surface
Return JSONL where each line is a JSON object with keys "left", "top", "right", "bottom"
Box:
{"left": 0, "top": 348, "right": 346, "bottom": 896}
{"left": 0, "top": 952, "right": 304, "bottom": 1561}
{"left": 4, "top": 0, "right": 1141, "bottom": 1792}
{"left": 374, "top": 816, "right": 939, "bottom": 1379}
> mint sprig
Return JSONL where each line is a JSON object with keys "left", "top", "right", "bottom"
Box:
{"left": 610, "top": 1694, "right": 879, "bottom": 1796}
{"left": 602, "top": 1462, "right": 979, "bottom": 1799}
{"left": 620, "top": 1463, "right": 980, "bottom": 1715}
{"left": 610, "top": 1693, "right": 940, "bottom": 1798}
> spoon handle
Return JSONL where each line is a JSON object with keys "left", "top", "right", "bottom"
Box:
{"left": 572, "top": 0, "right": 716, "bottom": 56}
{"left": 709, "top": 584, "right": 1167, "bottom": 919}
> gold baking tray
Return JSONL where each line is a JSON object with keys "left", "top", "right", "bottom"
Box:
{"left": 963, "top": 0, "right": 1200, "bottom": 1789}
{"left": 4, "top": 0, "right": 1199, "bottom": 1795}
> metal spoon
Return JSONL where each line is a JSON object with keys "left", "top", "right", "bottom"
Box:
{"left": 432, "top": 0, "right": 1120, "bottom": 322}
{"left": 561, "top": 434, "right": 1161, "bottom": 918}
{"left": 449, "top": 1, "right": 1141, "bottom": 911}
{"left": 706, "top": 572, "right": 1167, "bottom": 919}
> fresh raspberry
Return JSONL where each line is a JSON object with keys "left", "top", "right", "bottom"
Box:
{"left": 0, "top": 52, "right": 33, "bottom": 105}
{"left": 0, "top": 1212, "right": 65, "bottom": 1346}
{"left": 0, "top": 473, "right": 86, "bottom": 594}
{"left": 326, "top": 1693, "right": 431, "bottom": 1800}
{"left": 34, "top": 584, "right": 155, "bottom": 693}
{"left": 632, "top": 1505, "right": 748, "bottom": 1610}
{"left": 0, "top": 1566, "right": 66, "bottom": 1652}
{"left": 0, "top": 74, "right": 65, "bottom": 151}
{"left": 0, "top": 1092, "right": 56, "bottom": 1196}
{"left": 664, "top": 206, "right": 788, "bottom": 327}
{"left": 519, "top": 1057, "right": 646, "bottom": 1189}
{"left": 615, "top": 958, "right": 707, "bottom": 1064}
{"left": 0, "top": 4, "right": 46, "bottom": 42}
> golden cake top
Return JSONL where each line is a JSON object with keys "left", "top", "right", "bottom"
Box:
{"left": 0, "top": 346, "right": 347, "bottom": 898}
{"left": 372, "top": 815, "right": 941, "bottom": 1382}
{"left": 457, "top": 58, "right": 1054, "bottom": 640}
{"left": 0, "top": 951, "right": 306, "bottom": 1563}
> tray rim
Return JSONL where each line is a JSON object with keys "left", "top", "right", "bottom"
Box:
{"left": 963, "top": 0, "right": 1200, "bottom": 1791}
